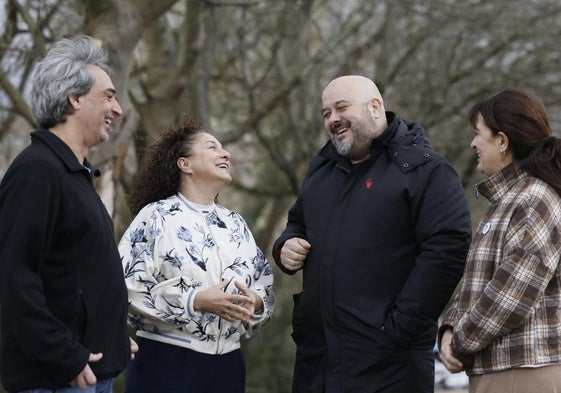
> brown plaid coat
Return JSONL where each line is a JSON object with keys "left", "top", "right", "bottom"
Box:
{"left": 441, "top": 162, "right": 561, "bottom": 375}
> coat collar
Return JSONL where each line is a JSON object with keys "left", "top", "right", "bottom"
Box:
{"left": 317, "top": 112, "right": 432, "bottom": 173}
{"left": 475, "top": 162, "right": 525, "bottom": 203}
{"left": 319, "top": 111, "right": 398, "bottom": 165}
{"left": 31, "top": 129, "right": 100, "bottom": 177}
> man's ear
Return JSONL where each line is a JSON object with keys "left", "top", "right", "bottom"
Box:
{"left": 68, "top": 95, "right": 80, "bottom": 110}
{"left": 369, "top": 97, "right": 383, "bottom": 119}
{"left": 177, "top": 156, "right": 193, "bottom": 174}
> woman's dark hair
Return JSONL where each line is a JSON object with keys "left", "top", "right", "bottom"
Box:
{"left": 468, "top": 88, "right": 561, "bottom": 196}
{"left": 127, "top": 117, "right": 204, "bottom": 215}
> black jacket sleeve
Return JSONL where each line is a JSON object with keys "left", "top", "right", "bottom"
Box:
{"left": 272, "top": 153, "right": 330, "bottom": 275}
{"left": 385, "top": 161, "right": 471, "bottom": 344}
{"left": 0, "top": 160, "right": 90, "bottom": 384}
{"left": 272, "top": 194, "right": 308, "bottom": 275}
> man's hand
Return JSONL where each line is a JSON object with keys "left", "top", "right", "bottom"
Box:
{"left": 280, "top": 237, "right": 311, "bottom": 271}
{"left": 70, "top": 352, "right": 102, "bottom": 389}
{"left": 440, "top": 329, "right": 464, "bottom": 373}
{"left": 130, "top": 337, "right": 139, "bottom": 360}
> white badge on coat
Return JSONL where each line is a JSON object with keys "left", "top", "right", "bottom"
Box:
{"left": 482, "top": 222, "right": 491, "bottom": 234}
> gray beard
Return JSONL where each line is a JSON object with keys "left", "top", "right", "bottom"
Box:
{"left": 333, "top": 140, "right": 352, "bottom": 156}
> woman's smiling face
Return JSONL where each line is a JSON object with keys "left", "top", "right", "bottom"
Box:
{"left": 470, "top": 113, "right": 511, "bottom": 176}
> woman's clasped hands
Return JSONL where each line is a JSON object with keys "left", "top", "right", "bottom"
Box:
{"left": 193, "top": 279, "right": 263, "bottom": 323}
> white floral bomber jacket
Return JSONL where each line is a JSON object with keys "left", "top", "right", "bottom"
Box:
{"left": 119, "top": 193, "right": 276, "bottom": 355}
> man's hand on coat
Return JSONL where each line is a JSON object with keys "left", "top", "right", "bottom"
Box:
{"left": 129, "top": 337, "right": 139, "bottom": 360}
{"left": 280, "top": 237, "right": 311, "bottom": 271}
{"left": 70, "top": 352, "right": 102, "bottom": 389}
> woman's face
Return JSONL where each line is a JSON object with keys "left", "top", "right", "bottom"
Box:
{"left": 470, "top": 114, "right": 510, "bottom": 176}
{"left": 185, "top": 132, "right": 232, "bottom": 185}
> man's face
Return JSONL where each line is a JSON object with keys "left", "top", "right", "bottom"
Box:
{"left": 74, "top": 65, "right": 122, "bottom": 147}
{"left": 321, "top": 79, "right": 380, "bottom": 163}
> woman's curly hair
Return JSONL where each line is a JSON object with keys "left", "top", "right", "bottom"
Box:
{"left": 127, "top": 117, "right": 204, "bottom": 215}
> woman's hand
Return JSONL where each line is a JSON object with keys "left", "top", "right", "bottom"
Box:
{"left": 440, "top": 329, "right": 465, "bottom": 373}
{"left": 234, "top": 281, "right": 263, "bottom": 316}
{"left": 193, "top": 280, "right": 255, "bottom": 322}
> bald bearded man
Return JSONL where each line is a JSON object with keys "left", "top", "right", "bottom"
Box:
{"left": 273, "top": 75, "right": 472, "bottom": 392}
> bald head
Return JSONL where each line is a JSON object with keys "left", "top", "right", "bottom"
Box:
{"left": 322, "top": 75, "right": 383, "bottom": 106}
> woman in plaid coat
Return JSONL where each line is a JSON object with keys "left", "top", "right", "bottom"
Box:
{"left": 439, "top": 88, "right": 561, "bottom": 393}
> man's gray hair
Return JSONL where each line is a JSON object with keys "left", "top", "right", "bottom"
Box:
{"left": 30, "top": 35, "right": 111, "bottom": 129}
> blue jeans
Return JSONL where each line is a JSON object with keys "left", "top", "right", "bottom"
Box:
{"left": 18, "top": 379, "right": 113, "bottom": 393}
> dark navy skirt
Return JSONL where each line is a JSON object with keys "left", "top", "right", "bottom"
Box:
{"left": 124, "top": 336, "right": 246, "bottom": 393}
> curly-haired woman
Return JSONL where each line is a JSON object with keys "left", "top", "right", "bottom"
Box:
{"left": 119, "top": 117, "right": 276, "bottom": 393}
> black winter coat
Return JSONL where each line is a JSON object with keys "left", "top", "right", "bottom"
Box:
{"left": 0, "top": 130, "right": 130, "bottom": 392}
{"left": 273, "top": 113, "right": 471, "bottom": 393}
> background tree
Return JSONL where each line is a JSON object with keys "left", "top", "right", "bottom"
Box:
{"left": 2, "top": 0, "right": 561, "bottom": 391}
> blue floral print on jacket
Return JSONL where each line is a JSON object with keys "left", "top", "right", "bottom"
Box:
{"left": 119, "top": 194, "right": 275, "bottom": 355}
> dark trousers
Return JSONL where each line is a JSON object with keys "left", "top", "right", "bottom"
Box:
{"left": 125, "top": 336, "right": 246, "bottom": 393}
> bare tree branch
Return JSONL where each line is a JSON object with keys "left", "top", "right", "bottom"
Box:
{"left": 0, "top": 66, "right": 35, "bottom": 128}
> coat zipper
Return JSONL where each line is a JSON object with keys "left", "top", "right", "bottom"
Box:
{"left": 204, "top": 214, "right": 225, "bottom": 355}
